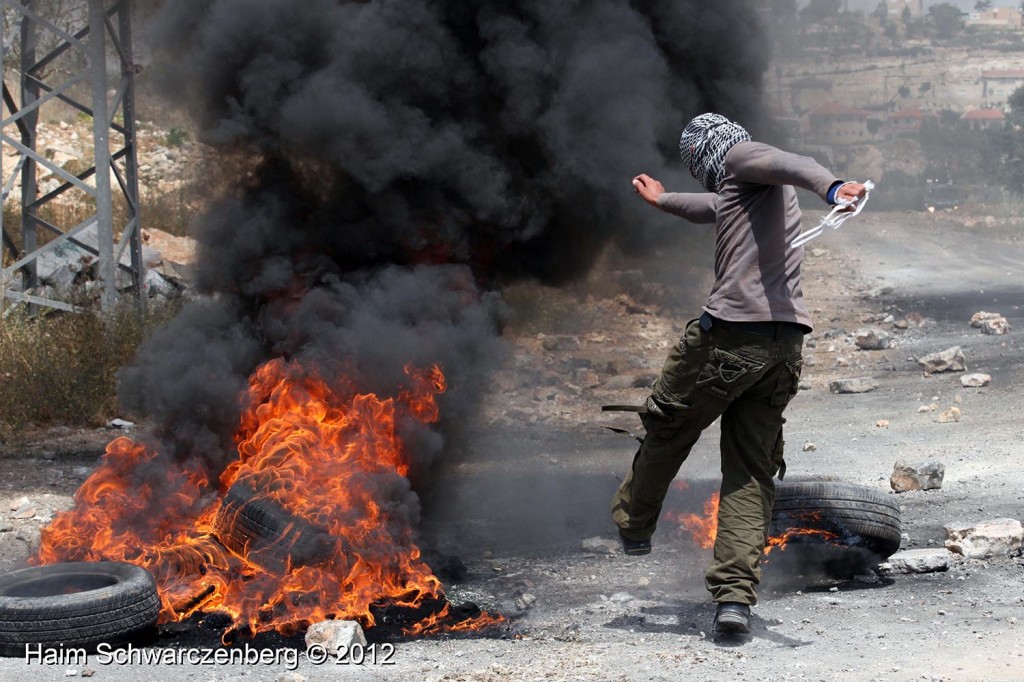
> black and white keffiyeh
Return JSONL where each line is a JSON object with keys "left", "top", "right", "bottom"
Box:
{"left": 678, "top": 113, "right": 751, "bottom": 193}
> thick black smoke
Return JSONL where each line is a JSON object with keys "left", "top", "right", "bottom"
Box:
{"left": 121, "top": 0, "right": 771, "bottom": 492}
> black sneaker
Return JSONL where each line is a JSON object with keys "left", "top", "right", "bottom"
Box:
{"left": 713, "top": 602, "right": 751, "bottom": 634}
{"left": 618, "top": 531, "right": 651, "bottom": 556}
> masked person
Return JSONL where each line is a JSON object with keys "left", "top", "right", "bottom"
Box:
{"left": 611, "top": 113, "right": 867, "bottom": 635}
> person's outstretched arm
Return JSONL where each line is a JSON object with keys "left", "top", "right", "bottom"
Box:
{"left": 725, "top": 142, "right": 867, "bottom": 206}
{"left": 632, "top": 173, "right": 717, "bottom": 224}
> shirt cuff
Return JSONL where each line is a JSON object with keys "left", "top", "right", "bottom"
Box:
{"left": 826, "top": 180, "right": 846, "bottom": 205}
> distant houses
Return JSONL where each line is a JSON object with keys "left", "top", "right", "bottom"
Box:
{"left": 960, "top": 108, "right": 1006, "bottom": 130}
{"left": 887, "top": 108, "right": 938, "bottom": 137}
{"left": 980, "top": 69, "right": 1024, "bottom": 108}
{"left": 806, "top": 102, "right": 871, "bottom": 145}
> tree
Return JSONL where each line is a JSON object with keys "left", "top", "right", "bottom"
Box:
{"left": 1008, "top": 85, "right": 1024, "bottom": 125}
{"left": 897, "top": 85, "right": 911, "bottom": 99}
{"left": 928, "top": 3, "right": 966, "bottom": 39}
{"left": 974, "top": 0, "right": 992, "bottom": 11}
{"left": 901, "top": 6, "right": 914, "bottom": 37}
{"left": 801, "top": 0, "right": 842, "bottom": 25}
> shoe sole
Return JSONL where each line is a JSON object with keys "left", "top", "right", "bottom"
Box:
{"left": 623, "top": 546, "right": 651, "bottom": 556}
{"left": 714, "top": 616, "right": 750, "bottom": 634}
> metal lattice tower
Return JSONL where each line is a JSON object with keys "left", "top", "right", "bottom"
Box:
{"left": 1, "top": 0, "right": 142, "bottom": 314}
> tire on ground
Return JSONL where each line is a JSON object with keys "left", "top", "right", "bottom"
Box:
{"left": 212, "top": 482, "right": 335, "bottom": 573}
{"left": 0, "top": 561, "right": 159, "bottom": 657}
{"left": 770, "top": 481, "right": 902, "bottom": 559}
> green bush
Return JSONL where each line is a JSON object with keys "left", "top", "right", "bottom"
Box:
{"left": 0, "top": 298, "right": 180, "bottom": 442}
{"left": 165, "top": 127, "right": 189, "bottom": 147}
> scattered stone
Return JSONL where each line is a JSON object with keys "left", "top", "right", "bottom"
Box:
{"left": 944, "top": 519, "right": 1024, "bottom": 559}
{"left": 981, "top": 317, "right": 1010, "bottom": 336}
{"left": 798, "top": 379, "right": 812, "bottom": 391}
{"left": 893, "top": 319, "right": 909, "bottom": 330}
{"left": 9, "top": 497, "right": 28, "bottom": 512}
{"left": 515, "top": 593, "right": 537, "bottom": 610}
{"left": 580, "top": 537, "right": 619, "bottom": 555}
{"left": 854, "top": 328, "right": 891, "bottom": 350}
{"left": 960, "top": 373, "right": 991, "bottom": 388}
{"left": 917, "top": 347, "right": 966, "bottom": 374}
{"left": 891, "top": 461, "right": 945, "bottom": 492}
{"left": 276, "top": 673, "right": 306, "bottom": 682}
{"left": 802, "top": 442, "right": 817, "bottom": 452}
{"left": 540, "top": 335, "right": 581, "bottom": 352}
{"left": 532, "top": 386, "right": 560, "bottom": 402}
{"left": 602, "top": 373, "right": 656, "bottom": 390}
{"left": 829, "top": 377, "right": 878, "bottom": 394}
{"left": 572, "top": 368, "right": 602, "bottom": 388}
{"left": 918, "top": 403, "right": 938, "bottom": 413}
{"left": 637, "top": 576, "right": 651, "bottom": 587}
{"left": 937, "top": 407, "right": 962, "bottom": 423}
{"left": 305, "top": 620, "right": 367, "bottom": 658}
{"left": 81, "top": 671, "right": 95, "bottom": 679}
{"left": 106, "top": 418, "right": 135, "bottom": 430}
{"left": 876, "top": 419, "right": 890, "bottom": 428}
{"left": 12, "top": 500, "right": 37, "bottom": 519}
{"left": 969, "top": 311, "right": 1003, "bottom": 328}
{"left": 866, "top": 283, "right": 896, "bottom": 298}
{"left": 64, "top": 670, "right": 78, "bottom": 678}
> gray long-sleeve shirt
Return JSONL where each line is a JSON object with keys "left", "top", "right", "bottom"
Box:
{"left": 656, "top": 141, "right": 839, "bottom": 332}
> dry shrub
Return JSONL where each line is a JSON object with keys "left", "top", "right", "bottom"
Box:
{"left": 0, "top": 298, "right": 180, "bottom": 442}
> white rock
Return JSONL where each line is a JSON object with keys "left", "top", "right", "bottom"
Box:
{"left": 960, "top": 373, "right": 991, "bottom": 388}
{"left": 305, "top": 620, "right": 367, "bottom": 659}
{"left": 890, "top": 461, "right": 944, "bottom": 492}
{"left": 879, "top": 550, "right": 950, "bottom": 574}
{"left": 981, "top": 317, "right": 1010, "bottom": 335}
{"left": 854, "top": 328, "right": 891, "bottom": 350}
{"left": 106, "top": 418, "right": 135, "bottom": 430}
{"left": 276, "top": 674, "right": 306, "bottom": 682}
{"left": 969, "top": 311, "right": 1002, "bottom": 327}
{"left": 917, "top": 347, "right": 966, "bottom": 373}
{"left": 937, "top": 407, "right": 961, "bottom": 423}
{"left": 944, "top": 519, "right": 1024, "bottom": 559}
{"left": 829, "top": 377, "right": 878, "bottom": 394}
{"left": 580, "top": 536, "right": 619, "bottom": 554}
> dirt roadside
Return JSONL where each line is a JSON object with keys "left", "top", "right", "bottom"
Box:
{"left": 0, "top": 210, "right": 1022, "bottom": 682}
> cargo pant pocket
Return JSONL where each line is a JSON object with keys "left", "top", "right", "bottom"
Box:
{"left": 770, "top": 359, "right": 804, "bottom": 407}
{"left": 696, "top": 348, "right": 766, "bottom": 401}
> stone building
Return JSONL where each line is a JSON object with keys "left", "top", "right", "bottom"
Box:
{"left": 806, "top": 102, "right": 872, "bottom": 146}
{"left": 980, "top": 69, "right": 1024, "bottom": 108}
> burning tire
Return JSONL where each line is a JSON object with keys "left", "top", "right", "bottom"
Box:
{"left": 770, "top": 481, "right": 902, "bottom": 559}
{"left": 0, "top": 561, "right": 159, "bottom": 657}
{"left": 213, "top": 482, "right": 335, "bottom": 573}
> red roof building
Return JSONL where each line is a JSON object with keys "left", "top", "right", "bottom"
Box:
{"left": 961, "top": 108, "right": 1006, "bottom": 130}
{"left": 887, "top": 108, "right": 938, "bottom": 137}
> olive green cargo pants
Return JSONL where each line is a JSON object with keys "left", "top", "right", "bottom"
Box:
{"left": 611, "top": 316, "right": 803, "bottom": 605}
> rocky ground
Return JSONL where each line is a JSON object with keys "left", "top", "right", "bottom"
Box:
{"left": 0, "top": 209, "right": 1023, "bottom": 681}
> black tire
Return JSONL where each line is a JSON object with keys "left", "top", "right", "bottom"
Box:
{"left": 770, "top": 481, "right": 902, "bottom": 559}
{"left": 213, "top": 482, "right": 335, "bottom": 573}
{"left": 0, "top": 561, "right": 159, "bottom": 657}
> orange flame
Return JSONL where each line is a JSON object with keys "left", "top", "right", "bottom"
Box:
{"left": 763, "top": 527, "right": 839, "bottom": 555}
{"left": 668, "top": 491, "right": 843, "bottom": 555}
{"left": 35, "top": 359, "right": 502, "bottom": 638}
{"left": 667, "top": 492, "right": 720, "bottom": 550}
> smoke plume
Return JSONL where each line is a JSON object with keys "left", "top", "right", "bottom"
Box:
{"left": 121, "top": 0, "right": 771, "bottom": 496}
